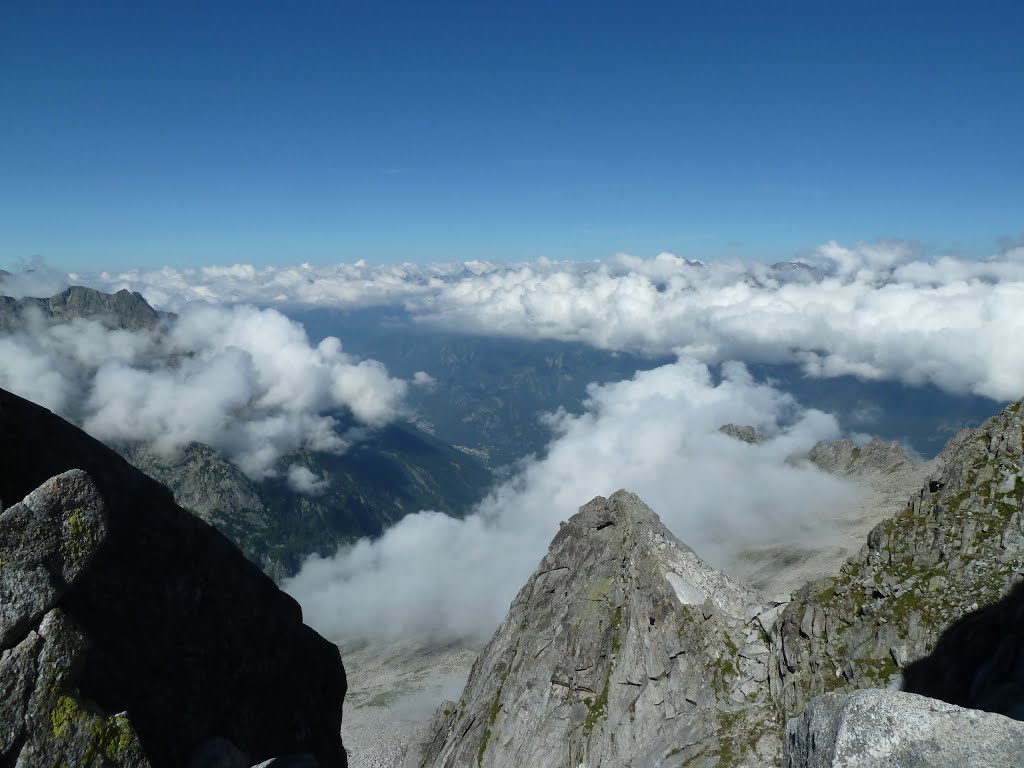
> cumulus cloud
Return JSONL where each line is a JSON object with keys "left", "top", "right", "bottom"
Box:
{"left": 79, "top": 241, "right": 1024, "bottom": 401}
{"left": 283, "top": 357, "right": 863, "bottom": 645}
{"left": 287, "top": 464, "right": 329, "bottom": 496}
{"left": 0, "top": 303, "right": 410, "bottom": 478}
{"left": 412, "top": 371, "right": 438, "bottom": 389}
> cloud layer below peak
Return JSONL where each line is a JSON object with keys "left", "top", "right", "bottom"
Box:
{"left": 80, "top": 241, "right": 1024, "bottom": 402}
{"left": 284, "top": 357, "right": 859, "bottom": 644}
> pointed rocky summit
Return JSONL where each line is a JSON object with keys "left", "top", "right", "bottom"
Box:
{"left": 403, "top": 491, "right": 785, "bottom": 768}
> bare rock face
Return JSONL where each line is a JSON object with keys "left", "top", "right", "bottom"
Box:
{"left": 0, "top": 387, "right": 347, "bottom": 768}
{"left": 784, "top": 689, "right": 1024, "bottom": 768}
{"left": 718, "top": 424, "right": 763, "bottom": 444}
{"left": 0, "top": 285, "right": 163, "bottom": 331}
{"left": 403, "top": 491, "right": 782, "bottom": 768}
{"left": 0, "top": 470, "right": 151, "bottom": 767}
{"left": 806, "top": 437, "right": 913, "bottom": 476}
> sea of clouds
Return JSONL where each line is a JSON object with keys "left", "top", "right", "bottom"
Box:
{"left": 79, "top": 240, "right": 1024, "bottom": 401}
{"left": 4, "top": 239, "right": 1021, "bottom": 643}
{"left": 284, "top": 358, "right": 859, "bottom": 644}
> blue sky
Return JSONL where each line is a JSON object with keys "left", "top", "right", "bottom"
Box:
{"left": 2, "top": 1, "right": 1022, "bottom": 271}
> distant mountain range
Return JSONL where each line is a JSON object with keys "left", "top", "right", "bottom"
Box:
{"left": 0, "top": 284, "right": 166, "bottom": 331}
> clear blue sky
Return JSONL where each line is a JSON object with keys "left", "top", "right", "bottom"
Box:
{"left": 2, "top": 1, "right": 1022, "bottom": 270}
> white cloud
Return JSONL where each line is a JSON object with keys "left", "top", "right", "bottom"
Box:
{"left": 283, "top": 357, "right": 862, "bottom": 645}
{"left": 412, "top": 371, "right": 437, "bottom": 389}
{"left": 287, "top": 464, "right": 329, "bottom": 496}
{"left": 0, "top": 302, "right": 410, "bottom": 478}
{"left": 0, "top": 256, "right": 70, "bottom": 298}
{"left": 78, "top": 241, "right": 1024, "bottom": 401}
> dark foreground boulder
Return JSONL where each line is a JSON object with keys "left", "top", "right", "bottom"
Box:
{"left": 0, "top": 388, "right": 346, "bottom": 767}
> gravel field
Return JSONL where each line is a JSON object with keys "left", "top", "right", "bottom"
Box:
{"left": 341, "top": 640, "right": 479, "bottom": 768}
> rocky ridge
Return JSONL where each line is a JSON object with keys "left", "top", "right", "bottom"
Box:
{"left": 0, "top": 387, "right": 347, "bottom": 767}
{"left": 122, "top": 424, "right": 492, "bottom": 580}
{"left": 403, "top": 491, "right": 784, "bottom": 768}
{"left": 0, "top": 285, "right": 164, "bottom": 331}
{"left": 769, "top": 401, "right": 1024, "bottom": 717}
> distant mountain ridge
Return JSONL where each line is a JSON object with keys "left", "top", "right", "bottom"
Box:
{"left": 0, "top": 284, "right": 165, "bottom": 331}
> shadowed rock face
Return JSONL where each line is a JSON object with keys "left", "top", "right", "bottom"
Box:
{"left": 902, "top": 579, "right": 1024, "bottom": 719}
{"left": 0, "top": 388, "right": 347, "bottom": 768}
{"left": 769, "top": 398, "right": 1024, "bottom": 717}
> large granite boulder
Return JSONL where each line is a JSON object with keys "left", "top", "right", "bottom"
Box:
{"left": 0, "top": 388, "right": 346, "bottom": 767}
{"left": 784, "top": 689, "right": 1024, "bottom": 767}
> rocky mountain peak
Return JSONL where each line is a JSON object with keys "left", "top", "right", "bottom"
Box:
{"left": 0, "top": 285, "right": 164, "bottom": 332}
{"left": 806, "top": 436, "right": 912, "bottom": 476}
{"left": 403, "top": 491, "right": 783, "bottom": 768}
{"left": 718, "top": 424, "right": 763, "bottom": 444}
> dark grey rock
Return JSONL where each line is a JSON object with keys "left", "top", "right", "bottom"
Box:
{"left": 252, "top": 756, "right": 320, "bottom": 767}
{"left": 719, "top": 424, "right": 763, "bottom": 444}
{"left": 0, "top": 470, "right": 108, "bottom": 647}
{"left": 0, "top": 285, "right": 164, "bottom": 332}
{"left": 189, "top": 737, "right": 249, "bottom": 768}
{"left": 0, "top": 387, "right": 347, "bottom": 768}
{"left": 13, "top": 607, "right": 151, "bottom": 767}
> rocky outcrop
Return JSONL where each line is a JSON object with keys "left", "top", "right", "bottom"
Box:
{"left": 1, "top": 470, "right": 151, "bottom": 767}
{"left": 0, "top": 387, "right": 347, "bottom": 767}
{"left": 806, "top": 437, "right": 913, "bottom": 476}
{"left": 403, "top": 491, "right": 782, "bottom": 768}
{"left": 768, "top": 399, "right": 1024, "bottom": 718}
{"left": 0, "top": 285, "right": 163, "bottom": 331}
{"left": 784, "top": 689, "right": 1024, "bottom": 768}
{"left": 718, "top": 424, "right": 763, "bottom": 444}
